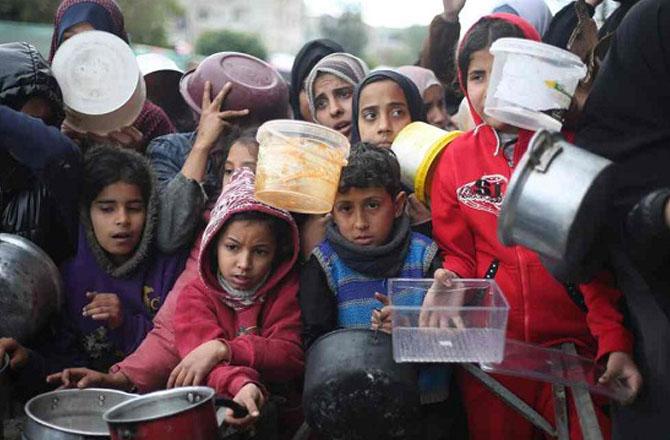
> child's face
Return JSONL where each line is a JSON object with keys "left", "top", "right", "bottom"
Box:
{"left": 332, "top": 187, "right": 406, "bottom": 247}
{"left": 90, "top": 182, "right": 146, "bottom": 264}
{"left": 217, "top": 220, "right": 277, "bottom": 291}
{"left": 423, "top": 84, "right": 450, "bottom": 130}
{"left": 357, "top": 80, "right": 412, "bottom": 148}
{"left": 466, "top": 49, "right": 515, "bottom": 132}
{"left": 313, "top": 73, "right": 354, "bottom": 138}
{"left": 223, "top": 141, "right": 258, "bottom": 187}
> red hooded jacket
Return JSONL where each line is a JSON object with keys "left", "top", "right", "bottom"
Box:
{"left": 173, "top": 169, "right": 304, "bottom": 397}
{"left": 430, "top": 13, "right": 632, "bottom": 360}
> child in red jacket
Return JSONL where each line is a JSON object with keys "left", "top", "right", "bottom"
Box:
{"left": 168, "top": 168, "right": 303, "bottom": 430}
{"left": 429, "top": 13, "right": 641, "bottom": 440}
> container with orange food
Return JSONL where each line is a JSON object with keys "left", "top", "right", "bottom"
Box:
{"left": 255, "top": 120, "right": 351, "bottom": 214}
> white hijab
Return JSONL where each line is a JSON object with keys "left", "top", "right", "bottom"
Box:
{"left": 493, "top": 0, "right": 553, "bottom": 37}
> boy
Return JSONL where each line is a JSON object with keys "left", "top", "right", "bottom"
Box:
{"left": 299, "top": 142, "right": 442, "bottom": 346}
{"left": 299, "top": 143, "right": 458, "bottom": 440}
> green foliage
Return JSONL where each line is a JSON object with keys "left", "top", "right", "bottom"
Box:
{"left": 0, "top": 0, "right": 184, "bottom": 47}
{"left": 195, "top": 29, "right": 268, "bottom": 60}
{"left": 319, "top": 9, "right": 368, "bottom": 58}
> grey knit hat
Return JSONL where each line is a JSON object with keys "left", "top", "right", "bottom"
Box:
{"left": 305, "top": 52, "right": 369, "bottom": 121}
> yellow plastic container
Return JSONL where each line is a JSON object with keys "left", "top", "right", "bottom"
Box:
{"left": 255, "top": 120, "right": 351, "bottom": 214}
{"left": 391, "top": 122, "right": 462, "bottom": 205}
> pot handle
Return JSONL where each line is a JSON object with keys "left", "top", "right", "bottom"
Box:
{"left": 529, "top": 130, "right": 563, "bottom": 173}
{"left": 214, "top": 397, "right": 249, "bottom": 418}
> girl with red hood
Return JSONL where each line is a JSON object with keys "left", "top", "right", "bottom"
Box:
{"left": 168, "top": 168, "right": 303, "bottom": 431}
{"left": 429, "top": 13, "right": 641, "bottom": 439}
{"left": 50, "top": 0, "right": 175, "bottom": 152}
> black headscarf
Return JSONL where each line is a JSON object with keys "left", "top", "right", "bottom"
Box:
{"left": 289, "top": 39, "right": 343, "bottom": 120}
{"left": 351, "top": 69, "right": 426, "bottom": 143}
{"left": 575, "top": 0, "right": 670, "bottom": 222}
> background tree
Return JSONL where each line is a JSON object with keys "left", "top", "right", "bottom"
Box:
{"left": 318, "top": 8, "right": 368, "bottom": 58}
{"left": 195, "top": 29, "right": 268, "bottom": 59}
{"left": 0, "top": 0, "right": 183, "bottom": 47}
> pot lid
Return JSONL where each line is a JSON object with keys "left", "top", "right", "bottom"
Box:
{"left": 52, "top": 30, "right": 141, "bottom": 115}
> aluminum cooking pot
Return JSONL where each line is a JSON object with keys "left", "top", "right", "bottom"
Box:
{"left": 0, "top": 233, "right": 63, "bottom": 342}
{"left": 303, "top": 328, "right": 421, "bottom": 440}
{"left": 103, "top": 386, "right": 247, "bottom": 440}
{"left": 23, "top": 388, "right": 137, "bottom": 440}
{"left": 498, "top": 130, "right": 613, "bottom": 282}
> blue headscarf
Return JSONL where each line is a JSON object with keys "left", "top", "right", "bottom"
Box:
{"left": 56, "top": 2, "right": 115, "bottom": 46}
{"left": 351, "top": 69, "right": 426, "bottom": 143}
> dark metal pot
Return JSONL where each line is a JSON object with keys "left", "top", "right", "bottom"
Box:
{"left": 23, "top": 388, "right": 137, "bottom": 440}
{"left": 303, "top": 328, "right": 421, "bottom": 440}
{"left": 103, "top": 386, "right": 247, "bottom": 440}
{"left": 498, "top": 130, "right": 614, "bottom": 282}
{"left": 0, "top": 233, "right": 63, "bottom": 342}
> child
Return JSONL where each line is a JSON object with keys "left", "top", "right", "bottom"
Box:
{"left": 221, "top": 128, "right": 259, "bottom": 187}
{"left": 299, "top": 143, "right": 457, "bottom": 439}
{"left": 168, "top": 168, "right": 303, "bottom": 431}
{"left": 2, "top": 145, "right": 185, "bottom": 393}
{"left": 429, "top": 13, "right": 641, "bottom": 440}
{"left": 350, "top": 70, "right": 426, "bottom": 148}
{"left": 397, "top": 65, "right": 454, "bottom": 130}
{"left": 304, "top": 52, "right": 369, "bottom": 140}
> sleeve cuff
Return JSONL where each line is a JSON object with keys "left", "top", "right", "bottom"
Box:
{"left": 596, "top": 330, "right": 634, "bottom": 362}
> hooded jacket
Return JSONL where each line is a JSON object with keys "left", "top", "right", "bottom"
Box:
{"left": 430, "top": 13, "right": 632, "bottom": 360}
{"left": 173, "top": 168, "right": 303, "bottom": 397}
{"left": 49, "top": 0, "right": 175, "bottom": 151}
{"left": 57, "top": 146, "right": 186, "bottom": 372}
{"left": 0, "top": 42, "right": 80, "bottom": 264}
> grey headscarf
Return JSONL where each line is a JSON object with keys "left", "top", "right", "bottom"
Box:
{"left": 305, "top": 52, "right": 369, "bottom": 121}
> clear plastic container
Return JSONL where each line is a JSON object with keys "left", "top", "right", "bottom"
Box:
{"left": 481, "top": 339, "right": 632, "bottom": 402}
{"left": 485, "top": 38, "right": 587, "bottom": 132}
{"left": 255, "top": 120, "right": 351, "bottom": 214}
{"left": 388, "top": 278, "right": 509, "bottom": 363}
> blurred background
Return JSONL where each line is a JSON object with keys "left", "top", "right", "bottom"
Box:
{"left": 0, "top": 0, "right": 620, "bottom": 76}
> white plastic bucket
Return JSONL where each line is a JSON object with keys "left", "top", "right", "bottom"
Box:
{"left": 255, "top": 120, "right": 351, "bottom": 214}
{"left": 51, "top": 30, "right": 146, "bottom": 135}
{"left": 391, "top": 122, "right": 461, "bottom": 205}
{"left": 485, "top": 38, "right": 587, "bottom": 132}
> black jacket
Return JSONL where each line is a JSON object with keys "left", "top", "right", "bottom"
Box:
{"left": 0, "top": 42, "right": 80, "bottom": 264}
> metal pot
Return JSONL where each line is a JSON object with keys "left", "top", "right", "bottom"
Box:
{"left": 0, "top": 233, "right": 63, "bottom": 342}
{"left": 498, "top": 130, "right": 613, "bottom": 282}
{"left": 23, "top": 388, "right": 137, "bottom": 440}
{"left": 303, "top": 328, "right": 421, "bottom": 440}
{"left": 103, "top": 386, "right": 247, "bottom": 440}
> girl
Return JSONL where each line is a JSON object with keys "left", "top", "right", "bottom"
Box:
{"left": 351, "top": 70, "right": 426, "bottom": 148}
{"left": 397, "top": 65, "right": 454, "bottom": 130}
{"left": 304, "top": 52, "right": 369, "bottom": 139}
{"left": 168, "top": 168, "right": 303, "bottom": 431}
{"left": 50, "top": 0, "right": 175, "bottom": 152}
{"left": 429, "top": 13, "right": 641, "bottom": 439}
{"left": 2, "top": 145, "right": 185, "bottom": 395}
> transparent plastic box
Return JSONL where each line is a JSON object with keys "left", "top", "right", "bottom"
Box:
{"left": 481, "top": 339, "right": 632, "bottom": 402}
{"left": 388, "top": 278, "right": 509, "bottom": 363}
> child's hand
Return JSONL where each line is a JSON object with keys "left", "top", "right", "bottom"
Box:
{"left": 193, "top": 81, "right": 249, "bottom": 153}
{"left": 0, "top": 337, "right": 29, "bottom": 370}
{"left": 599, "top": 351, "right": 643, "bottom": 404}
{"left": 47, "top": 368, "right": 133, "bottom": 391}
{"left": 371, "top": 293, "right": 392, "bottom": 334}
{"left": 83, "top": 292, "right": 124, "bottom": 329}
{"left": 419, "top": 269, "right": 463, "bottom": 328}
{"left": 224, "top": 383, "right": 265, "bottom": 428}
{"left": 443, "top": 0, "right": 466, "bottom": 22}
{"left": 167, "top": 340, "right": 229, "bottom": 388}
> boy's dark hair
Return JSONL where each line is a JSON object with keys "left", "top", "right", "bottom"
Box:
{"left": 338, "top": 142, "right": 402, "bottom": 197}
{"left": 82, "top": 145, "right": 152, "bottom": 209}
{"left": 458, "top": 18, "right": 525, "bottom": 87}
{"left": 214, "top": 210, "right": 294, "bottom": 270}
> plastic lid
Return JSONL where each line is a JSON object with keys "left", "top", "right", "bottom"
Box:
{"left": 485, "top": 105, "right": 563, "bottom": 132}
{"left": 51, "top": 30, "right": 141, "bottom": 115}
{"left": 490, "top": 38, "right": 586, "bottom": 71}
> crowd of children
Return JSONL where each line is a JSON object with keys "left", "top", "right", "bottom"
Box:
{"left": 1, "top": 0, "right": 669, "bottom": 439}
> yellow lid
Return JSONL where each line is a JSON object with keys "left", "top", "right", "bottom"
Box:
{"left": 414, "top": 130, "right": 462, "bottom": 204}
